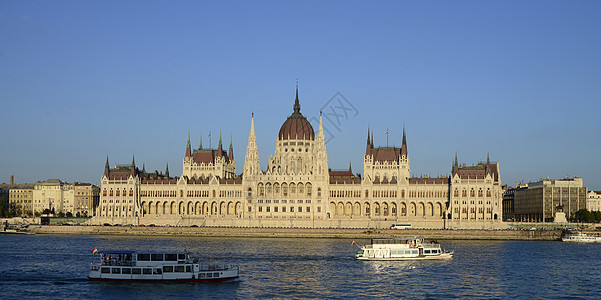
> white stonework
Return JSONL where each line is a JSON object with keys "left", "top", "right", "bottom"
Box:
{"left": 587, "top": 191, "right": 601, "bottom": 212}
{"left": 93, "top": 90, "right": 506, "bottom": 229}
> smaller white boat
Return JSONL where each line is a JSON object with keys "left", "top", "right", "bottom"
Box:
{"left": 88, "top": 251, "right": 239, "bottom": 282}
{"left": 562, "top": 231, "right": 601, "bottom": 243}
{"left": 354, "top": 237, "right": 453, "bottom": 261}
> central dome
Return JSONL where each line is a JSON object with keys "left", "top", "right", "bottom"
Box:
{"left": 278, "top": 89, "right": 315, "bottom": 141}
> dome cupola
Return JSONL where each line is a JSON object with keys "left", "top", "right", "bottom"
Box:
{"left": 277, "top": 87, "right": 315, "bottom": 141}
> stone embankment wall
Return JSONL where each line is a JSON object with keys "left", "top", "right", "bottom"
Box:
{"left": 29, "top": 225, "right": 562, "bottom": 241}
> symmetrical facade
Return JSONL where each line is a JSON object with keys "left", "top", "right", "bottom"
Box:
{"left": 95, "top": 89, "right": 504, "bottom": 229}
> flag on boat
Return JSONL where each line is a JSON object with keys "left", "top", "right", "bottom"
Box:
{"left": 351, "top": 240, "right": 355, "bottom": 245}
{"left": 92, "top": 247, "right": 98, "bottom": 254}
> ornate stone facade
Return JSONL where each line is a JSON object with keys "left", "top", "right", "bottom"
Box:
{"left": 94, "top": 88, "right": 504, "bottom": 229}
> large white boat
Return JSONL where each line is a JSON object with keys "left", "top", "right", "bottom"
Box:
{"left": 88, "top": 251, "right": 239, "bottom": 282}
{"left": 355, "top": 237, "right": 454, "bottom": 261}
{"left": 562, "top": 231, "right": 601, "bottom": 243}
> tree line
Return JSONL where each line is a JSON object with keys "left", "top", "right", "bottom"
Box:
{"left": 570, "top": 209, "right": 601, "bottom": 223}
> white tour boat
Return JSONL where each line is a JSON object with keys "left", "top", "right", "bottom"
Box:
{"left": 88, "top": 250, "right": 239, "bottom": 282}
{"left": 355, "top": 237, "right": 454, "bottom": 261}
{"left": 562, "top": 231, "right": 601, "bottom": 243}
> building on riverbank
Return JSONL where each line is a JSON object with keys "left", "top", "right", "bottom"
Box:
{"left": 587, "top": 190, "right": 601, "bottom": 212}
{"left": 95, "top": 88, "right": 505, "bottom": 229}
{"left": 512, "top": 177, "right": 587, "bottom": 222}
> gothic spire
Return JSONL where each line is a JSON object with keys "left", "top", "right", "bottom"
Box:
{"left": 104, "top": 155, "right": 110, "bottom": 177}
{"left": 293, "top": 80, "right": 300, "bottom": 114}
{"left": 228, "top": 135, "right": 234, "bottom": 161}
{"left": 199, "top": 133, "right": 203, "bottom": 150}
{"left": 185, "top": 132, "right": 192, "bottom": 158}
{"left": 218, "top": 131, "right": 223, "bottom": 156}
{"left": 366, "top": 127, "right": 371, "bottom": 156}
{"left": 401, "top": 126, "right": 408, "bottom": 157}
{"left": 485, "top": 152, "right": 492, "bottom": 176}
{"left": 165, "top": 163, "right": 169, "bottom": 177}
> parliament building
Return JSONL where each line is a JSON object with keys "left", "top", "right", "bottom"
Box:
{"left": 94, "top": 89, "right": 504, "bottom": 229}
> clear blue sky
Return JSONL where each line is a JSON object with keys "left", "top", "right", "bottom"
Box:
{"left": 1, "top": 1, "right": 600, "bottom": 190}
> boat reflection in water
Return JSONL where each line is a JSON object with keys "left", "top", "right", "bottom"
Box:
{"left": 354, "top": 237, "right": 454, "bottom": 261}
{"left": 88, "top": 250, "right": 239, "bottom": 282}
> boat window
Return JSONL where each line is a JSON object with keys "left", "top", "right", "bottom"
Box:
{"left": 165, "top": 254, "right": 177, "bottom": 261}
{"left": 186, "top": 266, "right": 192, "bottom": 272}
{"left": 425, "top": 250, "right": 431, "bottom": 254}
{"left": 122, "top": 268, "right": 131, "bottom": 274}
{"left": 154, "top": 268, "right": 162, "bottom": 275}
{"left": 178, "top": 254, "right": 186, "bottom": 260}
{"left": 163, "top": 266, "right": 174, "bottom": 272}
{"left": 213, "top": 273, "right": 219, "bottom": 277}
{"left": 405, "top": 250, "right": 411, "bottom": 254}
{"left": 412, "top": 250, "right": 418, "bottom": 254}
{"left": 175, "top": 266, "right": 185, "bottom": 272}
{"left": 101, "top": 267, "right": 110, "bottom": 274}
{"left": 151, "top": 254, "right": 164, "bottom": 261}
{"left": 132, "top": 268, "right": 141, "bottom": 274}
{"left": 199, "top": 273, "right": 206, "bottom": 278}
{"left": 112, "top": 268, "right": 121, "bottom": 274}
{"left": 207, "top": 273, "right": 213, "bottom": 278}
{"left": 143, "top": 268, "right": 152, "bottom": 275}
{"left": 138, "top": 254, "right": 151, "bottom": 261}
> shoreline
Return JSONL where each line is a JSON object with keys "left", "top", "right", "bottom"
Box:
{"left": 28, "top": 225, "right": 563, "bottom": 241}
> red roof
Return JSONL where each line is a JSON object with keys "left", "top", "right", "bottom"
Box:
{"left": 371, "top": 147, "right": 400, "bottom": 163}
{"left": 278, "top": 92, "right": 315, "bottom": 140}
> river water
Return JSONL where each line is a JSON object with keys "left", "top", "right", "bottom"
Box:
{"left": 1, "top": 234, "right": 600, "bottom": 299}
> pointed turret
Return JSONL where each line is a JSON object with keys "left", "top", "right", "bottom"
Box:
{"left": 217, "top": 132, "right": 223, "bottom": 157}
{"left": 452, "top": 152, "right": 459, "bottom": 175}
{"left": 293, "top": 80, "right": 301, "bottom": 114}
{"left": 401, "top": 127, "right": 408, "bottom": 157}
{"left": 371, "top": 131, "right": 374, "bottom": 149}
{"left": 165, "top": 163, "right": 169, "bottom": 178}
{"left": 199, "top": 134, "right": 203, "bottom": 150}
{"left": 485, "top": 152, "right": 492, "bottom": 176}
{"left": 185, "top": 132, "right": 192, "bottom": 158}
{"left": 142, "top": 163, "right": 146, "bottom": 173}
{"left": 349, "top": 161, "right": 352, "bottom": 173}
{"left": 366, "top": 128, "right": 372, "bottom": 156}
{"left": 104, "top": 155, "right": 110, "bottom": 177}
{"left": 244, "top": 114, "right": 260, "bottom": 176}
{"left": 130, "top": 155, "right": 136, "bottom": 176}
{"left": 228, "top": 135, "right": 234, "bottom": 161}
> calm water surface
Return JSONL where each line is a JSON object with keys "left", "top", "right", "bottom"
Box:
{"left": 1, "top": 234, "right": 600, "bottom": 299}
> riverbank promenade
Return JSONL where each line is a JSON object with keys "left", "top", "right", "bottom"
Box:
{"left": 29, "top": 225, "right": 562, "bottom": 241}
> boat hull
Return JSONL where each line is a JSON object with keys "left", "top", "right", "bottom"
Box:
{"left": 562, "top": 238, "right": 601, "bottom": 243}
{"left": 356, "top": 253, "right": 454, "bottom": 261}
{"left": 88, "top": 276, "right": 239, "bottom": 282}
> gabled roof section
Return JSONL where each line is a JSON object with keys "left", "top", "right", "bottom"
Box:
{"left": 329, "top": 169, "right": 361, "bottom": 184}
{"left": 371, "top": 147, "right": 401, "bottom": 163}
{"left": 192, "top": 148, "right": 231, "bottom": 164}
{"left": 455, "top": 163, "right": 499, "bottom": 182}
{"left": 409, "top": 176, "right": 449, "bottom": 184}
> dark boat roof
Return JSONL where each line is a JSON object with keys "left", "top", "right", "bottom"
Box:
{"left": 98, "top": 251, "right": 135, "bottom": 255}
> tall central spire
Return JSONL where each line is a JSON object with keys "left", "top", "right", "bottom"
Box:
{"left": 293, "top": 79, "right": 300, "bottom": 114}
